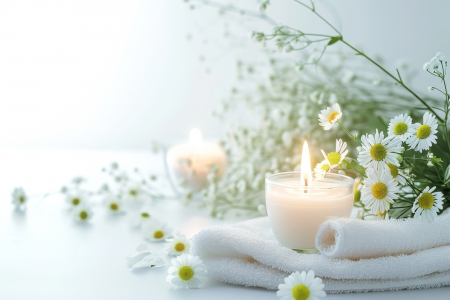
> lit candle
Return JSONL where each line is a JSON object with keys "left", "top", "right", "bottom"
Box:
{"left": 265, "top": 140, "right": 354, "bottom": 251}
{"left": 166, "top": 128, "right": 227, "bottom": 192}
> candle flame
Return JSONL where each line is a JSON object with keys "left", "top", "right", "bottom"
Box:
{"left": 300, "top": 140, "right": 312, "bottom": 187}
{"left": 189, "top": 128, "right": 203, "bottom": 147}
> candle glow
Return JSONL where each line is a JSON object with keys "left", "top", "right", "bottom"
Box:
{"left": 189, "top": 128, "right": 203, "bottom": 148}
{"left": 300, "top": 140, "right": 312, "bottom": 188}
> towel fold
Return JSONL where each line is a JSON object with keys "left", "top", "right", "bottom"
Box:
{"left": 316, "top": 212, "right": 450, "bottom": 259}
{"left": 191, "top": 217, "right": 450, "bottom": 293}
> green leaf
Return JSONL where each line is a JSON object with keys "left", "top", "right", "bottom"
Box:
{"left": 327, "top": 36, "right": 342, "bottom": 46}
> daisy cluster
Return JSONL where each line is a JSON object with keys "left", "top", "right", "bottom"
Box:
{"left": 316, "top": 53, "right": 450, "bottom": 222}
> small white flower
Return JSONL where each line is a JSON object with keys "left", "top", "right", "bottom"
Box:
{"left": 166, "top": 254, "right": 207, "bottom": 289}
{"left": 66, "top": 190, "right": 89, "bottom": 208}
{"left": 357, "top": 129, "right": 403, "bottom": 172}
{"left": 320, "top": 139, "right": 348, "bottom": 168}
{"left": 129, "top": 209, "right": 152, "bottom": 228}
{"left": 73, "top": 204, "right": 94, "bottom": 223}
{"left": 314, "top": 160, "right": 330, "bottom": 179}
{"left": 127, "top": 243, "right": 165, "bottom": 271}
{"left": 282, "top": 131, "right": 293, "bottom": 148}
{"left": 428, "top": 87, "right": 435, "bottom": 92}
{"left": 412, "top": 186, "right": 444, "bottom": 222}
{"left": 142, "top": 220, "right": 172, "bottom": 242}
{"left": 165, "top": 234, "right": 191, "bottom": 256}
{"left": 11, "top": 187, "right": 27, "bottom": 209}
{"left": 387, "top": 114, "right": 414, "bottom": 142}
{"left": 318, "top": 103, "right": 342, "bottom": 130}
{"left": 122, "top": 182, "right": 147, "bottom": 205}
{"left": 104, "top": 196, "right": 125, "bottom": 215}
{"left": 407, "top": 112, "right": 438, "bottom": 153}
{"left": 361, "top": 168, "right": 400, "bottom": 214}
{"left": 277, "top": 270, "right": 326, "bottom": 300}
{"left": 424, "top": 52, "right": 447, "bottom": 76}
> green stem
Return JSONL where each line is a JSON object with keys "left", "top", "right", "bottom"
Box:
{"left": 337, "top": 120, "right": 361, "bottom": 145}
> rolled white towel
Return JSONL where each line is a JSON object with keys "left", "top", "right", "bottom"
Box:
{"left": 316, "top": 212, "right": 450, "bottom": 259}
{"left": 191, "top": 216, "right": 450, "bottom": 293}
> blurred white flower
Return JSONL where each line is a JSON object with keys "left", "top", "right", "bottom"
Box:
{"left": 11, "top": 187, "right": 27, "bottom": 209}
{"left": 104, "top": 196, "right": 125, "bottom": 215}
{"left": 129, "top": 209, "right": 152, "bottom": 228}
{"left": 423, "top": 52, "right": 447, "bottom": 76}
{"left": 122, "top": 181, "right": 147, "bottom": 205}
{"left": 127, "top": 243, "right": 165, "bottom": 271}
{"left": 166, "top": 254, "right": 207, "bottom": 289}
{"left": 142, "top": 220, "right": 172, "bottom": 242}
{"left": 314, "top": 160, "right": 330, "bottom": 179}
{"left": 73, "top": 204, "right": 94, "bottom": 223}
{"left": 66, "top": 190, "right": 89, "bottom": 209}
{"left": 165, "top": 234, "right": 191, "bottom": 256}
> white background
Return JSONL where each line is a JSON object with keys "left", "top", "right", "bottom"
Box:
{"left": 0, "top": 0, "right": 449, "bottom": 149}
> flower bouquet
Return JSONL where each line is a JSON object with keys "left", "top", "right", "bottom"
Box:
{"left": 317, "top": 53, "right": 449, "bottom": 221}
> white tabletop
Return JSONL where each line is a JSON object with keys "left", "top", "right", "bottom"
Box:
{"left": 1, "top": 147, "right": 449, "bottom": 300}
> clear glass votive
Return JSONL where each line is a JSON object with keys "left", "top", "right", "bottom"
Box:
{"left": 265, "top": 172, "right": 354, "bottom": 252}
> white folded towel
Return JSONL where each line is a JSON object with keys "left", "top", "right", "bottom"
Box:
{"left": 316, "top": 212, "right": 450, "bottom": 259}
{"left": 191, "top": 217, "right": 450, "bottom": 293}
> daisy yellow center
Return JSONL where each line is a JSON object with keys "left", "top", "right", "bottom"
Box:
{"left": 370, "top": 143, "right": 387, "bottom": 161}
{"left": 154, "top": 230, "right": 164, "bottom": 239}
{"left": 372, "top": 182, "right": 388, "bottom": 199}
{"left": 387, "top": 163, "right": 398, "bottom": 178}
{"left": 175, "top": 242, "right": 185, "bottom": 252}
{"left": 141, "top": 212, "right": 150, "bottom": 218}
{"left": 417, "top": 192, "right": 434, "bottom": 210}
{"left": 327, "top": 111, "right": 339, "bottom": 123}
{"left": 393, "top": 122, "right": 408, "bottom": 135}
{"left": 110, "top": 203, "right": 119, "bottom": 211}
{"left": 291, "top": 284, "right": 310, "bottom": 300}
{"left": 321, "top": 164, "right": 330, "bottom": 172}
{"left": 327, "top": 152, "right": 341, "bottom": 165}
{"left": 79, "top": 211, "right": 88, "bottom": 220}
{"left": 129, "top": 189, "right": 137, "bottom": 196}
{"left": 19, "top": 196, "right": 25, "bottom": 203}
{"left": 178, "top": 266, "right": 194, "bottom": 281}
{"left": 416, "top": 124, "right": 431, "bottom": 139}
{"left": 72, "top": 198, "right": 80, "bottom": 205}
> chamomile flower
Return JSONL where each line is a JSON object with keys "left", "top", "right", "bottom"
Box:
{"left": 122, "top": 181, "right": 147, "bottom": 205}
{"left": 313, "top": 160, "right": 330, "bottom": 179}
{"left": 357, "top": 129, "right": 403, "bottom": 172}
{"left": 277, "top": 270, "right": 326, "bottom": 300}
{"left": 66, "top": 191, "right": 89, "bottom": 208}
{"left": 318, "top": 103, "right": 342, "bottom": 130}
{"left": 386, "top": 163, "right": 406, "bottom": 185}
{"left": 142, "top": 220, "right": 172, "bottom": 242}
{"left": 73, "top": 204, "right": 94, "bottom": 223}
{"left": 129, "top": 209, "right": 152, "bottom": 228}
{"left": 166, "top": 254, "right": 207, "bottom": 289}
{"left": 387, "top": 114, "right": 414, "bottom": 142}
{"left": 165, "top": 234, "right": 191, "bottom": 256}
{"left": 11, "top": 187, "right": 27, "bottom": 209}
{"left": 104, "top": 196, "right": 124, "bottom": 215}
{"left": 412, "top": 186, "right": 444, "bottom": 222}
{"left": 361, "top": 168, "right": 400, "bottom": 214}
{"left": 407, "top": 112, "right": 438, "bottom": 153}
{"left": 320, "top": 139, "right": 348, "bottom": 167}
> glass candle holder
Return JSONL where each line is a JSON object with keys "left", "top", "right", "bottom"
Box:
{"left": 265, "top": 172, "right": 354, "bottom": 252}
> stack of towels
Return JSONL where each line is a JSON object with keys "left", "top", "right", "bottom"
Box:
{"left": 191, "top": 212, "right": 450, "bottom": 293}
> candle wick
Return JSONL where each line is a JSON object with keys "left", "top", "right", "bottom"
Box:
{"left": 304, "top": 178, "right": 308, "bottom": 194}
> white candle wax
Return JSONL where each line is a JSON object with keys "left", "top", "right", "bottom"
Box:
{"left": 266, "top": 173, "right": 354, "bottom": 250}
{"left": 166, "top": 129, "right": 227, "bottom": 192}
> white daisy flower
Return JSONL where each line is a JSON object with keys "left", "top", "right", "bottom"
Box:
{"left": 127, "top": 243, "right": 165, "bottom": 271}
{"left": 386, "top": 163, "right": 406, "bottom": 185}
{"left": 387, "top": 114, "right": 414, "bottom": 142}
{"left": 165, "top": 234, "right": 191, "bottom": 256}
{"left": 318, "top": 103, "right": 342, "bottom": 130}
{"left": 66, "top": 190, "right": 89, "bottom": 208}
{"left": 423, "top": 52, "right": 447, "bottom": 76}
{"left": 142, "top": 220, "right": 172, "bottom": 242}
{"left": 11, "top": 187, "right": 27, "bottom": 209}
{"left": 166, "top": 254, "right": 207, "bottom": 289}
{"left": 361, "top": 168, "right": 400, "bottom": 214}
{"left": 104, "top": 196, "right": 125, "bottom": 215}
{"left": 320, "top": 139, "right": 348, "bottom": 167}
{"left": 313, "top": 160, "right": 330, "bottom": 179}
{"left": 129, "top": 209, "right": 152, "bottom": 228}
{"left": 277, "top": 270, "right": 326, "bottom": 300}
{"left": 412, "top": 186, "right": 444, "bottom": 222}
{"left": 73, "top": 204, "right": 94, "bottom": 223}
{"left": 357, "top": 129, "right": 403, "bottom": 172}
{"left": 407, "top": 112, "right": 438, "bottom": 153}
{"left": 122, "top": 182, "right": 147, "bottom": 205}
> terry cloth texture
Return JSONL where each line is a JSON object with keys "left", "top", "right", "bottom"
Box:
{"left": 191, "top": 217, "right": 450, "bottom": 293}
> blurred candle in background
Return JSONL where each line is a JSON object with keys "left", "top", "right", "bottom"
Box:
{"left": 166, "top": 128, "right": 227, "bottom": 192}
